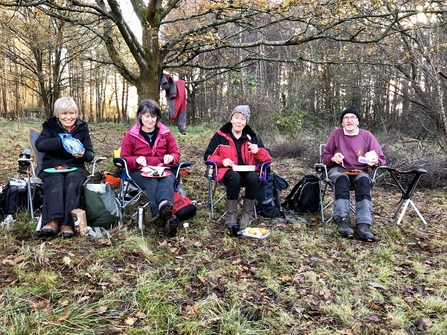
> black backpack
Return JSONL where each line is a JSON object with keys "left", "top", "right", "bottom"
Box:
{"left": 282, "top": 174, "right": 320, "bottom": 213}
{"left": 0, "top": 178, "right": 43, "bottom": 217}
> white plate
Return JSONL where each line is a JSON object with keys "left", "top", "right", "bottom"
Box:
{"left": 241, "top": 227, "right": 270, "bottom": 239}
{"left": 141, "top": 165, "right": 166, "bottom": 175}
{"left": 232, "top": 165, "right": 256, "bottom": 172}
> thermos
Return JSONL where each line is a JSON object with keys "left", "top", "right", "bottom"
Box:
{"left": 138, "top": 207, "right": 144, "bottom": 229}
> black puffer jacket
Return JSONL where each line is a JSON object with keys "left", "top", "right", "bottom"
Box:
{"left": 36, "top": 116, "right": 94, "bottom": 176}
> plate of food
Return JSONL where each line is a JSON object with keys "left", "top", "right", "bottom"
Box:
{"left": 141, "top": 170, "right": 171, "bottom": 178}
{"left": 232, "top": 165, "right": 256, "bottom": 172}
{"left": 241, "top": 227, "right": 270, "bottom": 239}
{"left": 44, "top": 166, "right": 78, "bottom": 173}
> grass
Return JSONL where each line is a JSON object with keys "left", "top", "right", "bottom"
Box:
{"left": 0, "top": 119, "right": 447, "bottom": 334}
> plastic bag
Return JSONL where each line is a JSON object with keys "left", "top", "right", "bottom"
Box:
{"left": 59, "top": 133, "right": 84, "bottom": 154}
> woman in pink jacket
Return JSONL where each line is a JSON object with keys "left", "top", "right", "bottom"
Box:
{"left": 120, "top": 99, "right": 180, "bottom": 237}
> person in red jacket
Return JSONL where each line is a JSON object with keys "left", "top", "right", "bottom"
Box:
{"left": 120, "top": 99, "right": 181, "bottom": 237}
{"left": 204, "top": 105, "right": 272, "bottom": 233}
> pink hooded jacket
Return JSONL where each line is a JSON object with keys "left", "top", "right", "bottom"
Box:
{"left": 121, "top": 122, "right": 180, "bottom": 172}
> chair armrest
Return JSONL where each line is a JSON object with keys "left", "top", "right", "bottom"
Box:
{"left": 256, "top": 160, "right": 272, "bottom": 182}
{"left": 113, "top": 157, "right": 131, "bottom": 179}
{"left": 91, "top": 156, "right": 107, "bottom": 175}
{"left": 205, "top": 160, "right": 218, "bottom": 179}
{"left": 314, "top": 162, "right": 330, "bottom": 181}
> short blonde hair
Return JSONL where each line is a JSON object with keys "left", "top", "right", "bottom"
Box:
{"left": 54, "top": 97, "right": 78, "bottom": 116}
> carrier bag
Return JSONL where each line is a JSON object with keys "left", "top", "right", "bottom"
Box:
{"left": 59, "top": 133, "right": 84, "bottom": 154}
{"left": 173, "top": 191, "right": 196, "bottom": 221}
{"left": 282, "top": 174, "right": 320, "bottom": 213}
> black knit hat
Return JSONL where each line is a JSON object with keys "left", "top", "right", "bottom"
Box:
{"left": 340, "top": 107, "right": 360, "bottom": 123}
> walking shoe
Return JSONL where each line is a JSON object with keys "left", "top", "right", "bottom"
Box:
{"left": 356, "top": 223, "right": 374, "bottom": 242}
{"left": 164, "top": 215, "right": 179, "bottom": 237}
{"left": 335, "top": 217, "right": 354, "bottom": 238}
{"left": 153, "top": 201, "right": 173, "bottom": 227}
{"left": 40, "top": 219, "right": 59, "bottom": 236}
{"left": 60, "top": 225, "right": 74, "bottom": 238}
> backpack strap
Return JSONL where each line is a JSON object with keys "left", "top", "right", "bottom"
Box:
{"left": 87, "top": 226, "right": 113, "bottom": 244}
{"left": 283, "top": 179, "right": 303, "bottom": 204}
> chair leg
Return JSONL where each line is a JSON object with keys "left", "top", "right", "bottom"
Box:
{"left": 395, "top": 199, "right": 428, "bottom": 226}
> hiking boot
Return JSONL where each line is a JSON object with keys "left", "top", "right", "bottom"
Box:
{"left": 164, "top": 215, "right": 179, "bottom": 237}
{"left": 60, "top": 225, "right": 74, "bottom": 239}
{"left": 224, "top": 199, "right": 239, "bottom": 229}
{"left": 356, "top": 223, "right": 374, "bottom": 242}
{"left": 240, "top": 198, "right": 256, "bottom": 228}
{"left": 40, "top": 219, "right": 59, "bottom": 236}
{"left": 335, "top": 217, "right": 354, "bottom": 238}
{"left": 153, "top": 201, "right": 173, "bottom": 227}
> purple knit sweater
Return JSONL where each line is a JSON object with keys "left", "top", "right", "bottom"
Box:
{"left": 321, "top": 128, "right": 386, "bottom": 172}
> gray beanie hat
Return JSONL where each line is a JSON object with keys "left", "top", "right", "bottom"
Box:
{"left": 231, "top": 105, "right": 250, "bottom": 123}
{"left": 340, "top": 106, "right": 360, "bottom": 123}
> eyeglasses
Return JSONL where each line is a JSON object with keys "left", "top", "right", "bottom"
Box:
{"left": 343, "top": 115, "right": 358, "bottom": 120}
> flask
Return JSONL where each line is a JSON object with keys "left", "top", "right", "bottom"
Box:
{"left": 138, "top": 207, "right": 144, "bottom": 229}
{"left": 177, "top": 180, "right": 186, "bottom": 197}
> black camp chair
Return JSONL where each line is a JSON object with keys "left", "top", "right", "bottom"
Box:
{"left": 204, "top": 160, "right": 271, "bottom": 220}
{"left": 19, "top": 128, "right": 106, "bottom": 230}
{"left": 113, "top": 157, "right": 191, "bottom": 217}
{"left": 314, "top": 144, "right": 427, "bottom": 226}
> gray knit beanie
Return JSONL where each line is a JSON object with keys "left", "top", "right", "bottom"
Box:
{"left": 231, "top": 105, "right": 250, "bottom": 123}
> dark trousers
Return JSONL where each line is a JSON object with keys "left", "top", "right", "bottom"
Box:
{"left": 130, "top": 170, "right": 175, "bottom": 216}
{"left": 41, "top": 169, "right": 88, "bottom": 227}
{"left": 224, "top": 170, "right": 260, "bottom": 200}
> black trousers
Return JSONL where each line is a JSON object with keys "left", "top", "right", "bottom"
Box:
{"left": 41, "top": 169, "right": 89, "bottom": 227}
{"left": 224, "top": 170, "right": 260, "bottom": 200}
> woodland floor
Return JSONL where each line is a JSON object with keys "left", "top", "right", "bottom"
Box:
{"left": 1, "top": 120, "right": 447, "bottom": 335}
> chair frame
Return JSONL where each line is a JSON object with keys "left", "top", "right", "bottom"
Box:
{"left": 205, "top": 160, "right": 271, "bottom": 220}
{"left": 113, "top": 157, "right": 191, "bottom": 217}
{"left": 19, "top": 128, "right": 106, "bottom": 229}
{"left": 315, "top": 144, "right": 428, "bottom": 226}
{"left": 314, "top": 144, "right": 358, "bottom": 223}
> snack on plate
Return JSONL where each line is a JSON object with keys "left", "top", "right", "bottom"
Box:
{"left": 241, "top": 227, "right": 270, "bottom": 239}
{"left": 55, "top": 165, "right": 69, "bottom": 170}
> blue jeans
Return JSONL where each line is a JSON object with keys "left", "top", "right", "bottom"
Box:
{"left": 130, "top": 170, "right": 175, "bottom": 216}
{"left": 328, "top": 167, "right": 373, "bottom": 225}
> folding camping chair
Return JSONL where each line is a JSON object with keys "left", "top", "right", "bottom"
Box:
{"left": 314, "top": 144, "right": 382, "bottom": 223}
{"left": 205, "top": 160, "right": 271, "bottom": 219}
{"left": 19, "top": 128, "right": 106, "bottom": 227}
{"left": 113, "top": 157, "right": 191, "bottom": 217}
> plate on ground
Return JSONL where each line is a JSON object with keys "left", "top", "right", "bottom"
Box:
{"left": 241, "top": 227, "right": 270, "bottom": 239}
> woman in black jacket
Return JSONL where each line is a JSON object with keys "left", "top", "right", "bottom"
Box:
{"left": 36, "top": 97, "right": 94, "bottom": 238}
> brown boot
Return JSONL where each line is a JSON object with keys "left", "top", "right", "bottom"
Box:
{"left": 224, "top": 199, "right": 239, "bottom": 229}
{"left": 60, "top": 225, "right": 74, "bottom": 238}
{"left": 240, "top": 198, "right": 256, "bottom": 228}
{"left": 40, "top": 219, "right": 59, "bottom": 236}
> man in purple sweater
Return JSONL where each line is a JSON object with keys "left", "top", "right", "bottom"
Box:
{"left": 321, "top": 107, "right": 386, "bottom": 241}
